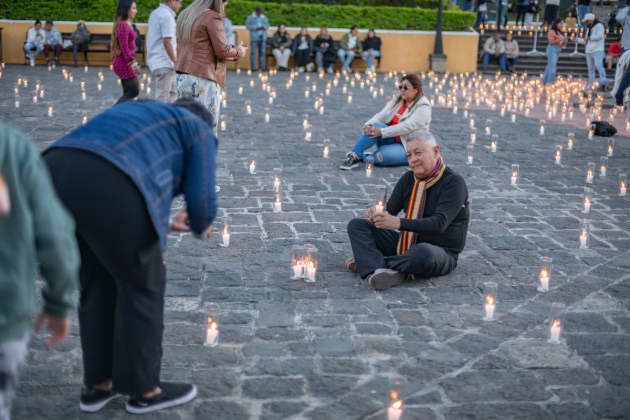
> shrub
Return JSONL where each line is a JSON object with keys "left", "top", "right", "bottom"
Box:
{"left": 0, "top": 0, "right": 475, "bottom": 31}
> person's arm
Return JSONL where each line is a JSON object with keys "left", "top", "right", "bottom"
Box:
{"left": 183, "top": 126, "right": 218, "bottom": 238}
{"left": 514, "top": 40, "right": 519, "bottom": 56}
{"left": 498, "top": 40, "right": 506, "bottom": 54}
{"left": 484, "top": 38, "right": 493, "bottom": 54}
{"left": 163, "top": 38, "right": 176, "bottom": 63}
{"left": 399, "top": 176, "right": 467, "bottom": 234}
{"left": 262, "top": 16, "right": 270, "bottom": 30}
{"left": 385, "top": 173, "right": 409, "bottom": 216}
{"left": 340, "top": 34, "right": 349, "bottom": 50}
{"left": 364, "top": 98, "right": 397, "bottom": 127}
{"left": 380, "top": 102, "right": 432, "bottom": 139}
{"left": 26, "top": 28, "right": 35, "bottom": 43}
{"left": 589, "top": 23, "right": 604, "bottom": 43}
{"left": 283, "top": 34, "right": 292, "bottom": 48}
{"left": 208, "top": 18, "right": 242, "bottom": 61}
{"left": 245, "top": 15, "right": 256, "bottom": 31}
{"left": 161, "top": 15, "right": 177, "bottom": 63}
{"left": 375, "top": 37, "right": 382, "bottom": 51}
{"left": 616, "top": 6, "right": 629, "bottom": 24}
{"left": 54, "top": 29, "right": 62, "bottom": 45}
{"left": 117, "top": 23, "right": 135, "bottom": 63}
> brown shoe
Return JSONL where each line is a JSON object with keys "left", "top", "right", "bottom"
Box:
{"left": 367, "top": 268, "right": 405, "bottom": 291}
{"left": 345, "top": 257, "right": 357, "bottom": 273}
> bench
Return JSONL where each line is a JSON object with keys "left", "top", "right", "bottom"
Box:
{"left": 263, "top": 38, "right": 381, "bottom": 72}
{"left": 24, "top": 31, "right": 146, "bottom": 66}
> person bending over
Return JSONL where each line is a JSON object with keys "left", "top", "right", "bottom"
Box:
{"left": 345, "top": 129, "right": 469, "bottom": 291}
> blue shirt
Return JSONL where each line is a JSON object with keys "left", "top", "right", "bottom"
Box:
{"left": 46, "top": 101, "right": 218, "bottom": 249}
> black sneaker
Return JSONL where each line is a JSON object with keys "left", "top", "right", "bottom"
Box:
{"left": 125, "top": 382, "right": 197, "bottom": 414}
{"left": 80, "top": 387, "right": 120, "bottom": 412}
{"left": 340, "top": 153, "right": 360, "bottom": 170}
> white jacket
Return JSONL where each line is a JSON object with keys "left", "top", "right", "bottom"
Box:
{"left": 578, "top": 21, "right": 605, "bottom": 54}
{"left": 26, "top": 27, "right": 45, "bottom": 45}
{"left": 364, "top": 96, "right": 432, "bottom": 144}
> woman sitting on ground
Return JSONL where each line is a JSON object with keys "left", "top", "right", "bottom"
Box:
{"left": 340, "top": 73, "right": 432, "bottom": 170}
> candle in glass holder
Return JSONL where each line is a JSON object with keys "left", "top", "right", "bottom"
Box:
{"left": 548, "top": 303, "right": 566, "bottom": 344}
{"left": 511, "top": 109, "right": 516, "bottom": 123}
{"left": 204, "top": 302, "right": 219, "bottom": 347}
{"left": 366, "top": 156, "right": 374, "bottom": 177}
{"left": 273, "top": 167, "right": 282, "bottom": 190}
{"left": 567, "top": 132, "right": 574, "bottom": 150}
{"left": 47, "top": 103, "right": 53, "bottom": 117}
{"left": 374, "top": 186, "right": 387, "bottom": 214}
{"left": 304, "top": 87, "right": 310, "bottom": 98}
{"left": 579, "top": 219, "right": 589, "bottom": 248}
{"left": 607, "top": 138, "right": 614, "bottom": 156}
{"left": 470, "top": 127, "right": 477, "bottom": 143}
{"left": 554, "top": 145, "right": 562, "bottom": 165}
{"left": 249, "top": 154, "right": 256, "bottom": 174}
{"left": 483, "top": 281, "right": 497, "bottom": 321}
{"left": 485, "top": 119, "right": 492, "bottom": 135}
{"left": 264, "top": 107, "right": 270, "bottom": 123}
{"left": 273, "top": 190, "right": 282, "bottom": 212}
{"left": 245, "top": 100, "right": 252, "bottom": 114}
{"left": 82, "top": 112, "right": 88, "bottom": 125}
{"left": 588, "top": 124, "right": 595, "bottom": 140}
{"left": 619, "top": 174, "right": 627, "bottom": 196}
{"left": 220, "top": 216, "right": 231, "bottom": 247}
{"left": 469, "top": 113, "right": 475, "bottom": 129}
{"left": 511, "top": 163, "right": 519, "bottom": 185}
{"left": 249, "top": 79, "right": 254, "bottom": 87}
{"left": 304, "top": 125, "right": 312, "bottom": 141}
{"left": 291, "top": 245, "right": 305, "bottom": 279}
{"left": 386, "top": 378, "right": 405, "bottom": 420}
{"left": 304, "top": 245, "right": 318, "bottom": 283}
{"left": 539, "top": 119, "right": 545, "bottom": 135}
{"left": 466, "top": 145, "right": 474, "bottom": 165}
{"left": 583, "top": 187, "right": 592, "bottom": 213}
{"left": 537, "top": 256, "right": 552, "bottom": 292}
{"left": 323, "top": 139, "right": 330, "bottom": 158}
{"left": 490, "top": 134, "right": 498, "bottom": 152}
{"left": 586, "top": 162, "right": 595, "bottom": 183}
{"left": 347, "top": 94, "right": 353, "bottom": 104}
{"left": 14, "top": 94, "right": 20, "bottom": 108}
{"left": 220, "top": 115, "right": 227, "bottom": 131}
{"left": 32, "top": 90, "right": 38, "bottom": 104}
{"left": 599, "top": 156, "right": 608, "bottom": 177}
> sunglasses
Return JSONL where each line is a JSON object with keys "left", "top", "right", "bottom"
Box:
{"left": 398, "top": 85, "right": 412, "bottom": 91}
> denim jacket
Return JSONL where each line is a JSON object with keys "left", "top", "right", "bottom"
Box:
{"left": 45, "top": 101, "right": 218, "bottom": 250}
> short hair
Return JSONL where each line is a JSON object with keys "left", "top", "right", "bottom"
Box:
{"left": 405, "top": 129, "right": 438, "bottom": 148}
{"left": 45, "top": 20, "right": 54, "bottom": 26}
{"left": 34, "top": 20, "right": 42, "bottom": 26}
{"left": 173, "top": 98, "right": 214, "bottom": 129}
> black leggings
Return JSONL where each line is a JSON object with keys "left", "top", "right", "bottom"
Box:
{"left": 516, "top": 5, "right": 527, "bottom": 26}
{"left": 44, "top": 148, "right": 165, "bottom": 395}
{"left": 117, "top": 76, "right": 139, "bottom": 104}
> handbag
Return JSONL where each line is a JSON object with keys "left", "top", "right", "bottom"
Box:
{"left": 592, "top": 121, "right": 617, "bottom": 137}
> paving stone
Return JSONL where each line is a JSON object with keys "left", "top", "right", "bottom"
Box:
{"left": 441, "top": 370, "right": 553, "bottom": 402}
{"left": 441, "top": 403, "right": 549, "bottom": 420}
{"left": 242, "top": 377, "right": 305, "bottom": 399}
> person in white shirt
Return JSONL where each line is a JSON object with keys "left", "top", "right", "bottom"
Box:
{"left": 579, "top": 13, "right": 608, "bottom": 91}
{"left": 24, "top": 20, "right": 45, "bottom": 67}
{"left": 147, "top": 0, "right": 182, "bottom": 102}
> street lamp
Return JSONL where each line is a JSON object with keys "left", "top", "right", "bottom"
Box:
{"left": 430, "top": 0, "right": 448, "bottom": 72}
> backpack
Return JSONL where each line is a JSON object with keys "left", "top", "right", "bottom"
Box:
{"left": 592, "top": 121, "right": 617, "bottom": 137}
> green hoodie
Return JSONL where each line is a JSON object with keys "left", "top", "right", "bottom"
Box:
{"left": 0, "top": 122, "right": 79, "bottom": 343}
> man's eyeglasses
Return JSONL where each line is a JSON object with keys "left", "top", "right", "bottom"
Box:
{"left": 398, "top": 85, "right": 411, "bottom": 91}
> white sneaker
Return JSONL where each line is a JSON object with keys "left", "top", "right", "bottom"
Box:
{"left": 298, "top": 67, "right": 304, "bottom": 74}
{"left": 306, "top": 63, "right": 315, "bottom": 72}
{"left": 369, "top": 65, "right": 375, "bottom": 72}
{"left": 326, "top": 66, "right": 334, "bottom": 74}
{"left": 29, "top": 57, "right": 35, "bottom": 67}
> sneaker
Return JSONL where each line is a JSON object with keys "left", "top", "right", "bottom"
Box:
{"left": 306, "top": 63, "right": 315, "bottom": 72}
{"left": 80, "top": 387, "right": 120, "bottom": 413}
{"left": 29, "top": 57, "right": 35, "bottom": 67}
{"left": 367, "top": 268, "right": 405, "bottom": 291}
{"left": 327, "top": 66, "right": 334, "bottom": 74}
{"left": 339, "top": 153, "right": 360, "bottom": 170}
{"left": 215, "top": 185, "right": 221, "bottom": 193}
{"left": 125, "top": 382, "right": 197, "bottom": 414}
{"left": 345, "top": 257, "right": 357, "bottom": 273}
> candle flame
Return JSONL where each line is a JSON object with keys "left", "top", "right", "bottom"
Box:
{"left": 540, "top": 268, "right": 548, "bottom": 279}
{"left": 581, "top": 228, "right": 588, "bottom": 237}
{"left": 584, "top": 197, "right": 590, "bottom": 205}
{"left": 512, "top": 171, "right": 518, "bottom": 177}
{"left": 210, "top": 322, "right": 218, "bottom": 330}
{"left": 552, "top": 319, "right": 561, "bottom": 328}
{"left": 485, "top": 295, "right": 494, "bottom": 305}
{"left": 622, "top": 181, "right": 626, "bottom": 189}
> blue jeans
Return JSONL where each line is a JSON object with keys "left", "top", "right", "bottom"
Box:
{"left": 482, "top": 52, "right": 507, "bottom": 70}
{"left": 586, "top": 50, "right": 607, "bottom": 90}
{"left": 338, "top": 50, "right": 355, "bottom": 70}
{"left": 475, "top": 11, "right": 487, "bottom": 27}
{"left": 542, "top": 45, "right": 561, "bottom": 84}
{"left": 250, "top": 38, "right": 265, "bottom": 71}
{"left": 577, "top": 5, "right": 590, "bottom": 29}
{"left": 24, "top": 42, "right": 43, "bottom": 58}
{"left": 351, "top": 122, "right": 408, "bottom": 167}
{"left": 361, "top": 50, "right": 381, "bottom": 69}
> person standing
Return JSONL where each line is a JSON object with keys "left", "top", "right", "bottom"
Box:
{"left": 580, "top": 13, "right": 608, "bottom": 91}
{"left": 543, "top": 0, "right": 560, "bottom": 27}
{"left": 577, "top": 0, "right": 591, "bottom": 29}
{"left": 475, "top": 0, "right": 488, "bottom": 28}
{"left": 338, "top": 26, "right": 361, "bottom": 73}
{"left": 541, "top": 19, "right": 568, "bottom": 84}
{"left": 224, "top": 16, "right": 236, "bottom": 45}
{"left": 43, "top": 99, "right": 217, "bottom": 415}
{"left": 24, "top": 20, "right": 45, "bottom": 67}
{"left": 361, "top": 29, "right": 381, "bottom": 73}
{"left": 43, "top": 20, "right": 63, "bottom": 65}
{"left": 245, "top": 6, "right": 270, "bottom": 71}
{"left": 515, "top": 0, "right": 529, "bottom": 26}
{"left": 176, "top": 0, "right": 246, "bottom": 135}
{"left": 270, "top": 23, "right": 292, "bottom": 71}
{"left": 147, "top": 0, "right": 182, "bottom": 103}
{"left": 71, "top": 21, "right": 91, "bottom": 67}
{"left": 0, "top": 121, "right": 79, "bottom": 420}
{"left": 345, "top": 129, "right": 469, "bottom": 291}
{"left": 112, "top": 0, "right": 141, "bottom": 104}
{"left": 525, "top": 0, "right": 538, "bottom": 29}
{"left": 314, "top": 26, "right": 336, "bottom": 74}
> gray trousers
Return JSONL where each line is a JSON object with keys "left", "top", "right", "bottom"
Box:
{"left": 0, "top": 334, "right": 29, "bottom": 420}
{"left": 153, "top": 67, "right": 177, "bottom": 103}
{"left": 347, "top": 217, "right": 457, "bottom": 279}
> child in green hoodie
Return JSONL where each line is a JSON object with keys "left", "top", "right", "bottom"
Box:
{"left": 0, "top": 122, "right": 79, "bottom": 419}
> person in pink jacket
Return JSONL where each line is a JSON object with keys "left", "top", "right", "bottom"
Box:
{"left": 112, "top": 0, "right": 141, "bottom": 104}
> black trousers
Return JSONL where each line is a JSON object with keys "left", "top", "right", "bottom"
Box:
{"left": 295, "top": 49, "right": 311, "bottom": 67}
{"left": 347, "top": 218, "right": 457, "bottom": 279}
{"left": 44, "top": 149, "right": 165, "bottom": 395}
{"left": 516, "top": 5, "right": 527, "bottom": 25}
{"left": 116, "top": 77, "right": 140, "bottom": 105}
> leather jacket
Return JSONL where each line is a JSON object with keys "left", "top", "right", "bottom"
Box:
{"left": 176, "top": 9, "right": 240, "bottom": 87}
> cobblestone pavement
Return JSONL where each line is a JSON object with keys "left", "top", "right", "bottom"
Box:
{"left": 1, "top": 65, "right": 629, "bottom": 420}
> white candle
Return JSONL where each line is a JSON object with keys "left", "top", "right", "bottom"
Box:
{"left": 555, "top": 154, "right": 561, "bottom": 165}
{"left": 366, "top": 168, "right": 372, "bottom": 177}
{"left": 567, "top": 139, "right": 573, "bottom": 150}
{"left": 323, "top": 146, "right": 330, "bottom": 158}
{"left": 621, "top": 182, "right": 627, "bottom": 196}
{"left": 511, "top": 113, "right": 516, "bottom": 123}
{"left": 222, "top": 233, "right": 230, "bottom": 247}
{"left": 491, "top": 142, "right": 497, "bottom": 152}
{"left": 375, "top": 202, "right": 384, "bottom": 214}
{"left": 387, "top": 406, "right": 402, "bottom": 420}
{"left": 306, "top": 264, "right": 316, "bottom": 282}
{"left": 586, "top": 172, "right": 593, "bottom": 183}
{"left": 82, "top": 91, "right": 86, "bottom": 101}
{"left": 539, "top": 270, "right": 549, "bottom": 292}
{"left": 265, "top": 113, "right": 270, "bottom": 123}
{"left": 292, "top": 264, "right": 303, "bottom": 279}
{"left": 608, "top": 146, "right": 613, "bottom": 157}
{"left": 467, "top": 156, "right": 473, "bottom": 165}
{"left": 246, "top": 105, "right": 251, "bottom": 114}
{"left": 47, "top": 105, "right": 53, "bottom": 117}
{"left": 249, "top": 162, "right": 256, "bottom": 174}
{"left": 600, "top": 167, "right": 606, "bottom": 177}
{"left": 484, "top": 303, "right": 495, "bottom": 320}
{"left": 539, "top": 126, "right": 545, "bottom": 136}
{"left": 453, "top": 105, "right": 458, "bottom": 114}
{"left": 348, "top": 95, "right": 353, "bottom": 104}
{"left": 204, "top": 322, "right": 219, "bottom": 347}
{"left": 583, "top": 197, "right": 591, "bottom": 213}
{"left": 580, "top": 232, "right": 588, "bottom": 248}
{"left": 273, "top": 201, "right": 282, "bottom": 212}
{"left": 549, "top": 321, "right": 561, "bottom": 343}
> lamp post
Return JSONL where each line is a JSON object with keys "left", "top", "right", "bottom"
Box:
{"left": 430, "top": 0, "right": 448, "bottom": 72}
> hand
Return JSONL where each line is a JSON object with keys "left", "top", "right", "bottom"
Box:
{"left": 365, "top": 206, "right": 375, "bottom": 222}
{"left": 238, "top": 41, "right": 248, "bottom": 55}
{"left": 372, "top": 212, "right": 400, "bottom": 230}
{"left": 369, "top": 127, "right": 382, "bottom": 138}
{"left": 363, "top": 124, "right": 373, "bottom": 134}
{"left": 171, "top": 208, "right": 191, "bottom": 232}
{"left": 131, "top": 64, "right": 141, "bottom": 75}
{"left": 34, "top": 312, "right": 71, "bottom": 348}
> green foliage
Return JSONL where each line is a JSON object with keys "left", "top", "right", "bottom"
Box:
{"left": 243, "top": 0, "right": 454, "bottom": 9}
{"left": 1, "top": 0, "right": 475, "bottom": 31}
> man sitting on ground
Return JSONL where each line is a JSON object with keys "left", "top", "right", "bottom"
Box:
{"left": 345, "top": 130, "right": 470, "bottom": 291}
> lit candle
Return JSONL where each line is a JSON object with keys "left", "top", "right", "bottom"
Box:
{"left": 249, "top": 159, "right": 256, "bottom": 174}
{"left": 466, "top": 145, "right": 474, "bottom": 165}
{"left": 264, "top": 109, "right": 270, "bottom": 123}
{"left": 305, "top": 262, "right": 316, "bottom": 282}
{"left": 555, "top": 145, "right": 562, "bottom": 165}
{"left": 305, "top": 88, "right": 310, "bottom": 98}
{"left": 470, "top": 128, "right": 477, "bottom": 143}
{"left": 245, "top": 101, "right": 251, "bottom": 114}
{"left": 580, "top": 229, "right": 588, "bottom": 248}
{"left": 549, "top": 319, "right": 561, "bottom": 343}
{"left": 348, "top": 94, "right": 353, "bottom": 104}
{"left": 238, "top": 85, "right": 243, "bottom": 95}
{"left": 47, "top": 103, "right": 53, "bottom": 117}
{"left": 539, "top": 120, "right": 545, "bottom": 136}
{"left": 483, "top": 282, "right": 497, "bottom": 321}
{"left": 511, "top": 164, "right": 519, "bottom": 185}
{"left": 375, "top": 201, "right": 384, "bottom": 214}
{"left": 620, "top": 174, "right": 627, "bottom": 196}
{"left": 453, "top": 104, "right": 458, "bottom": 114}
{"left": 220, "top": 116, "right": 227, "bottom": 131}
{"left": 204, "top": 321, "right": 219, "bottom": 347}
{"left": 567, "top": 133, "right": 574, "bottom": 150}
{"left": 599, "top": 157, "right": 607, "bottom": 177}
{"left": 485, "top": 119, "right": 492, "bottom": 135}
{"left": 586, "top": 163, "right": 595, "bottom": 183}
{"left": 222, "top": 232, "right": 230, "bottom": 247}
{"left": 607, "top": 139, "right": 614, "bottom": 157}
{"left": 484, "top": 296, "right": 495, "bottom": 320}
{"left": 387, "top": 400, "right": 403, "bottom": 420}
{"left": 583, "top": 196, "right": 591, "bottom": 213}
{"left": 323, "top": 145, "right": 330, "bottom": 158}
{"left": 292, "top": 264, "right": 303, "bottom": 279}
{"left": 539, "top": 268, "right": 549, "bottom": 292}
{"left": 81, "top": 91, "right": 86, "bottom": 101}
{"left": 511, "top": 110, "right": 516, "bottom": 123}
{"left": 273, "top": 191, "right": 282, "bottom": 212}
{"left": 319, "top": 105, "right": 325, "bottom": 115}
{"left": 490, "top": 135, "right": 498, "bottom": 152}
